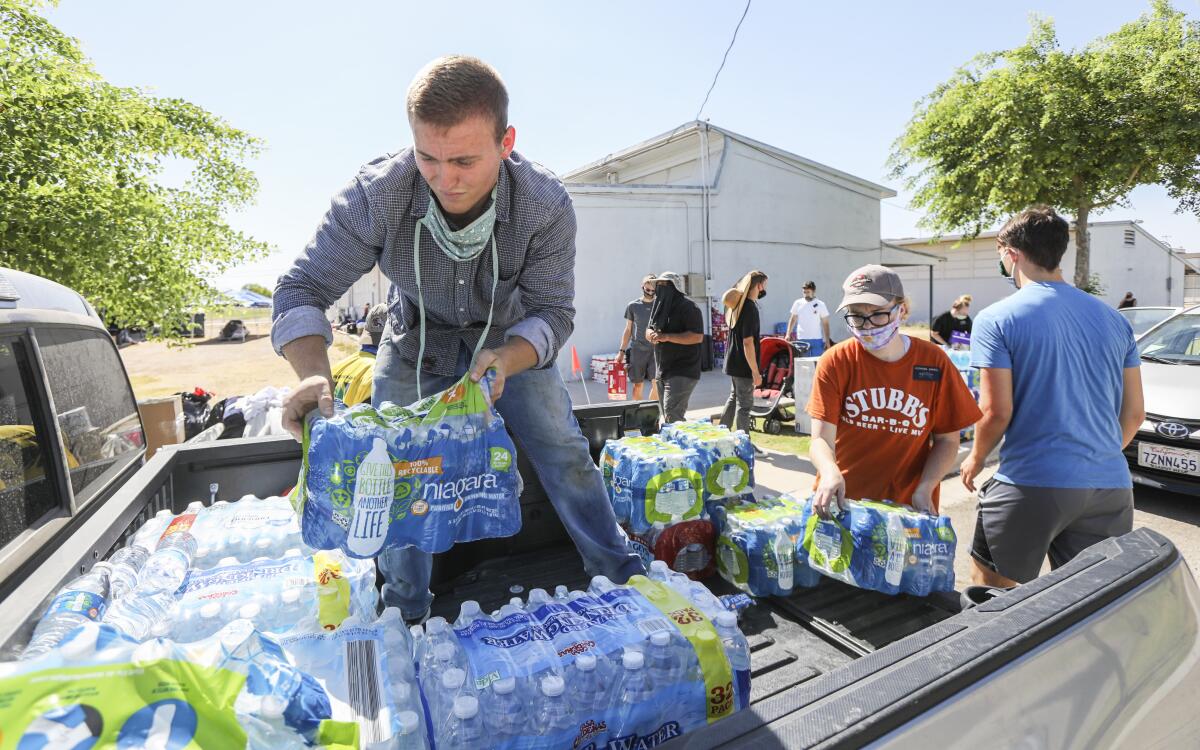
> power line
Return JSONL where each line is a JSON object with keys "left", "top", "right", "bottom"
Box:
{"left": 695, "top": 0, "right": 752, "bottom": 121}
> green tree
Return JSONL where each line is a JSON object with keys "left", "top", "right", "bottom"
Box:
{"left": 0, "top": 0, "right": 269, "bottom": 330}
{"left": 889, "top": 1, "right": 1200, "bottom": 287}
{"left": 242, "top": 283, "right": 273, "bottom": 298}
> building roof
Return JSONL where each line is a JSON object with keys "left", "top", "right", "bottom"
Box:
{"left": 564, "top": 121, "right": 896, "bottom": 200}
{"left": 887, "top": 219, "right": 1167, "bottom": 247}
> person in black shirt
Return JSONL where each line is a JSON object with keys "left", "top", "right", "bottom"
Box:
{"left": 720, "top": 271, "right": 767, "bottom": 438}
{"left": 930, "top": 294, "right": 972, "bottom": 347}
{"left": 647, "top": 271, "right": 705, "bottom": 422}
{"left": 1118, "top": 291, "right": 1138, "bottom": 309}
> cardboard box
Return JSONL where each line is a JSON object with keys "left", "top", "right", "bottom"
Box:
{"left": 138, "top": 395, "right": 185, "bottom": 459}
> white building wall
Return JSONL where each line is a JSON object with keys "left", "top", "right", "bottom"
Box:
{"left": 564, "top": 191, "right": 702, "bottom": 378}
{"left": 562, "top": 139, "right": 901, "bottom": 376}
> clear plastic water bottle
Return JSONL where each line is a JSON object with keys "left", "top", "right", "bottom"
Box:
{"left": 347, "top": 437, "right": 393, "bottom": 558}
{"left": 102, "top": 588, "right": 176, "bottom": 641}
{"left": 396, "top": 710, "right": 424, "bottom": 749}
{"left": 454, "top": 600, "right": 483, "bottom": 630}
{"left": 537, "top": 674, "right": 574, "bottom": 735}
{"left": 612, "top": 648, "right": 655, "bottom": 736}
{"left": 131, "top": 508, "right": 175, "bottom": 552}
{"left": 685, "top": 581, "right": 726, "bottom": 621}
{"left": 588, "top": 575, "right": 618, "bottom": 596}
{"left": 570, "top": 652, "right": 607, "bottom": 712}
{"left": 22, "top": 563, "right": 112, "bottom": 659}
{"left": 885, "top": 512, "right": 907, "bottom": 590}
{"left": 441, "top": 695, "right": 485, "bottom": 749}
{"left": 554, "top": 585, "right": 571, "bottom": 602}
{"left": 772, "top": 523, "right": 795, "bottom": 592}
{"left": 186, "top": 601, "right": 226, "bottom": 641}
{"left": 276, "top": 587, "right": 308, "bottom": 631}
{"left": 715, "top": 611, "right": 752, "bottom": 711}
{"left": 527, "top": 588, "right": 552, "bottom": 608}
{"left": 140, "top": 531, "right": 197, "bottom": 593}
{"left": 648, "top": 560, "right": 673, "bottom": 584}
{"left": 107, "top": 546, "right": 150, "bottom": 601}
{"left": 485, "top": 676, "right": 526, "bottom": 739}
{"left": 434, "top": 666, "right": 467, "bottom": 728}
{"left": 645, "top": 629, "right": 683, "bottom": 687}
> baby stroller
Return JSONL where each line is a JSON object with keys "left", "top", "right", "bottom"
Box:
{"left": 750, "top": 337, "right": 810, "bottom": 434}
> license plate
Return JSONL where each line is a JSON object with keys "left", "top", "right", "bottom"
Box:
{"left": 1138, "top": 443, "right": 1200, "bottom": 477}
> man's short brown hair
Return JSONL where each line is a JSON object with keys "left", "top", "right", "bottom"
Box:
{"left": 406, "top": 55, "right": 509, "bottom": 141}
{"left": 997, "top": 206, "right": 1070, "bottom": 271}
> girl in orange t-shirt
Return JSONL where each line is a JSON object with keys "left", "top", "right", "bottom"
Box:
{"left": 807, "top": 265, "right": 981, "bottom": 517}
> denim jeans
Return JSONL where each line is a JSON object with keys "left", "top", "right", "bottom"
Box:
{"left": 720, "top": 376, "right": 754, "bottom": 433}
{"left": 373, "top": 340, "right": 645, "bottom": 619}
{"left": 657, "top": 375, "right": 699, "bottom": 423}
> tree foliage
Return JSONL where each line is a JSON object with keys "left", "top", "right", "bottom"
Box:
{"left": 890, "top": 1, "right": 1200, "bottom": 286}
{"left": 241, "top": 283, "right": 272, "bottom": 298}
{"left": 0, "top": 0, "right": 269, "bottom": 329}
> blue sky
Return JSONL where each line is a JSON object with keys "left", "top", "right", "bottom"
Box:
{"left": 44, "top": 0, "right": 1200, "bottom": 291}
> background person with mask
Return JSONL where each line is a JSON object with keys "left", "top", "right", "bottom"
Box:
{"left": 785, "top": 280, "right": 832, "bottom": 356}
{"left": 961, "top": 206, "right": 1144, "bottom": 588}
{"left": 930, "top": 294, "right": 973, "bottom": 347}
{"left": 647, "top": 271, "right": 704, "bottom": 422}
{"left": 807, "top": 265, "right": 981, "bottom": 519}
{"left": 720, "top": 271, "right": 767, "bottom": 448}
{"left": 272, "top": 55, "right": 645, "bottom": 625}
{"left": 614, "top": 275, "right": 658, "bottom": 401}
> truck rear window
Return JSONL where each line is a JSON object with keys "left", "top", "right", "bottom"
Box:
{"left": 37, "top": 328, "right": 143, "bottom": 507}
{"left": 0, "top": 338, "right": 58, "bottom": 549}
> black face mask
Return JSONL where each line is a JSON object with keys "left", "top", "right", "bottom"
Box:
{"left": 758, "top": 290, "right": 767, "bottom": 300}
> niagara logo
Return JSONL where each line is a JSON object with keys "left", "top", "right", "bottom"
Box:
{"left": 422, "top": 472, "right": 499, "bottom": 502}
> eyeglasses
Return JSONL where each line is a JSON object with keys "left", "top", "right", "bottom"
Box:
{"left": 843, "top": 305, "right": 900, "bottom": 329}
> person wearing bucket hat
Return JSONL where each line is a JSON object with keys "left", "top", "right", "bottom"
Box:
{"left": 615, "top": 275, "right": 659, "bottom": 401}
{"left": 647, "top": 271, "right": 704, "bottom": 422}
{"left": 720, "top": 270, "right": 767, "bottom": 444}
{"left": 805, "top": 264, "right": 981, "bottom": 519}
{"left": 330, "top": 303, "right": 390, "bottom": 406}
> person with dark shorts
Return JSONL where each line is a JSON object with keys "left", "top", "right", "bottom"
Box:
{"left": 961, "top": 207, "right": 1145, "bottom": 586}
{"left": 615, "top": 276, "right": 658, "bottom": 401}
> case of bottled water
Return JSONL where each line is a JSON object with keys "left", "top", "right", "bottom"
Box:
{"left": 600, "top": 436, "right": 705, "bottom": 534}
{"left": 716, "top": 495, "right": 822, "bottom": 597}
{"left": 797, "top": 497, "right": 957, "bottom": 596}
{"left": 2, "top": 619, "right": 344, "bottom": 749}
{"left": 295, "top": 371, "right": 523, "bottom": 557}
{"left": 659, "top": 421, "right": 755, "bottom": 500}
{"left": 280, "top": 608, "right": 429, "bottom": 749}
{"left": 171, "top": 549, "right": 378, "bottom": 640}
{"left": 416, "top": 576, "right": 752, "bottom": 749}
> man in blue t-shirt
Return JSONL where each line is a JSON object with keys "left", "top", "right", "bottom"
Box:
{"left": 960, "top": 207, "right": 1145, "bottom": 586}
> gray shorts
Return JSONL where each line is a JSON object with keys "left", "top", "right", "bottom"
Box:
{"left": 971, "top": 478, "right": 1133, "bottom": 583}
{"left": 627, "top": 347, "right": 656, "bottom": 383}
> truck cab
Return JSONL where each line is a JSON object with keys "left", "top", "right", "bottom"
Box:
{"left": 0, "top": 268, "right": 145, "bottom": 606}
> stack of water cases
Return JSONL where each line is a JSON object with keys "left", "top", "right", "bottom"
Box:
{"left": 601, "top": 435, "right": 715, "bottom": 579}
{"left": 797, "top": 498, "right": 957, "bottom": 596}
{"left": 715, "top": 495, "right": 821, "bottom": 597}
{"left": 414, "top": 569, "right": 752, "bottom": 749}
{"left": 295, "top": 371, "right": 523, "bottom": 558}
{"left": 5, "top": 492, "right": 437, "bottom": 747}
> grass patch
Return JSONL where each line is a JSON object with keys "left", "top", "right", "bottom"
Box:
{"left": 752, "top": 431, "right": 811, "bottom": 456}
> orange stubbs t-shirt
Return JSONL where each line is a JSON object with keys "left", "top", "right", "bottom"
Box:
{"left": 806, "top": 337, "right": 982, "bottom": 511}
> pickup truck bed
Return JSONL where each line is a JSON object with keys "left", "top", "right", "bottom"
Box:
{"left": 3, "top": 414, "right": 1199, "bottom": 747}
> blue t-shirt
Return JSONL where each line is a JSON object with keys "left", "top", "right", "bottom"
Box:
{"left": 971, "top": 281, "right": 1139, "bottom": 489}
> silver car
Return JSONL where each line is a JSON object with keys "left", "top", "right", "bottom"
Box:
{"left": 1126, "top": 305, "right": 1200, "bottom": 495}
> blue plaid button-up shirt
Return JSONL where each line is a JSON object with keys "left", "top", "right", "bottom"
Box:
{"left": 272, "top": 149, "right": 576, "bottom": 376}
